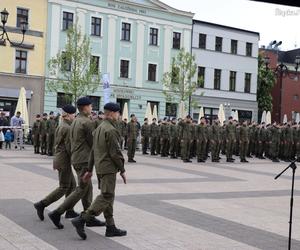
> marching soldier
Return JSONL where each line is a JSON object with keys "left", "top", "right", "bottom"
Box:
{"left": 141, "top": 118, "right": 150, "bottom": 154}
{"left": 71, "top": 102, "right": 127, "bottom": 240}
{"left": 211, "top": 118, "right": 221, "bottom": 162}
{"left": 150, "top": 118, "right": 158, "bottom": 155}
{"left": 46, "top": 111, "right": 57, "bottom": 156}
{"left": 32, "top": 114, "right": 41, "bottom": 154}
{"left": 34, "top": 105, "right": 78, "bottom": 221}
{"left": 225, "top": 116, "right": 236, "bottom": 162}
{"left": 127, "top": 114, "right": 138, "bottom": 162}
{"left": 40, "top": 113, "right": 48, "bottom": 155}
{"left": 160, "top": 118, "right": 169, "bottom": 157}
{"left": 239, "top": 120, "right": 249, "bottom": 163}
{"left": 48, "top": 97, "right": 104, "bottom": 229}
{"left": 197, "top": 117, "right": 207, "bottom": 163}
{"left": 169, "top": 118, "right": 178, "bottom": 159}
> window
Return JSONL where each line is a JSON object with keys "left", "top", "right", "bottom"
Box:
{"left": 88, "top": 96, "right": 100, "bottom": 111}
{"left": 57, "top": 93, "right": 72, "bottom": 108}
{"left": 244, "top": 73, "right": 251, "bottom": 93}
{"left": 197, "top": 66, "right": 205, "bottom": 88}
{"left": 229, "top": 71, "right": 237, "bottom": 91}
{"left": 204, "top": 107, "right": 219, "bottom": 124}
{"left": 148, "top": 101, "right": 159, "bottom": 116}
{"left": 121, "top": 22, "right": 131, "bottom": 41}
{"left": 62, "top": 52, "right": 71, "bottom": 71}
{"left": 246, "top": 42, "right": 252, "bottom": 56}
{"left": 16, "top": 8, "right": 28, "bottom": 28}
{"left": 199, "top": 33, "right": 206, "bottom": 49}
{"left": 149, "top": 27, "right": 158, "bottom": 46}
{"left": 214, "top": 69, "right": 221, "bottom": 90}
{"left": 171, "top": 66, "right": 179, "bottom": 84}
{"left": 165, "top": 103, "right": 177, "bottom": 117}
{"left": 62, "top": 11, "right": 73, "bottom": 30}
{"left": 173, "top": 32, "right": 181, "bottom": 49}
{"left": 15, "top": 50, "right": 27, "bottom": 74}
{"left": 91, "top": 17, "right": 101, "bottom": 36}
{"left": 148, "top": 64, "right": 157, "bottom": 81}
{"left": 120, "top": 60, "right": 129, "bottom": 78}
{"left": 231, "top": 39, "right": 238, "bottom": 54}
{"left": 91, "top": 56, "right": 100, "bottom": 74}
{"left": 215, "top": 36, "right": 222, "bottom": 52}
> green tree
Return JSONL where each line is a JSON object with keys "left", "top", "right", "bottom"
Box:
{"left": 47, "top": 21, "right": 100, "bottom": 105}
{"left": 257, "top": 54, "right": 276, "bottom": 116}
{"left": 162, "top": 48, "right": 198, "bottom": 112}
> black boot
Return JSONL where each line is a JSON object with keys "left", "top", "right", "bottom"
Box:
{"left": 105, "top": 225, "right": 127, "bottom": 237}
{"left": 65, "top": 210, "right": 80, "bottom": 219}
{"left": 34, "top": 201, "right": 45, "bottom": 221}
{"left": 71, "top": 216, "right": 87, "bottom": 240}
{"left": 48, "top": 210, "right": 64, "bottom": 229}
{"left": 86, "top": 217, "right": 106, "bottom": 227}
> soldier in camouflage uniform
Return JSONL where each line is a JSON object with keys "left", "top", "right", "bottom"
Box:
{"left": 235, "top": 122, "right": 240, "bottom": 156}
{"left": 284, "top": 123, "right": 293, "bottom": 161}
{"left": 190, "top": 120, "right": 197, "bottom": 158}
{"left": 176, "top": 118, "right": 183, "bottom": 157}
{"left": 270, "top": 123, "right": 280, "bottom": 162}
{"left": 196, "top": 117, "right": 207, "bottom": 163}
{"left": 127, "top": 114, "right": 138, "bottom": 162}
{"left": 257, "top": 123, "right": 266, "bottom": 159}
{"left": 40, "top": 113, "right": 48, "bottom": 155}
{"left": 239, "top": 120, "right": 249, "bottom": 163}
{"left": 156, "top": 120, "right": 162, "bottom": 155}
{"left": 178, "top": 115, "right": 193, "bottom": 163}
{"left": 169, "top": 117, "right": 178, "bottom": 159}
{"left": 211, "top": 118, "right": 221, "bottom": 162}
{"left": 46, "top": 111, "right": 57, "bottom": 156}
{"left": 32, "top": 114, "right": 41, "bottom": 154}
{"left": 141, "top": 118, "right": 150, "bottom": 154}
{"left": 150, "top": 118, "right": 158, "bottom": 155}
{"left": 160, "top": 118, "right": 169, "bottom": 157}
{"left": 225, "top": 116, "right": 236, "bottom": 162}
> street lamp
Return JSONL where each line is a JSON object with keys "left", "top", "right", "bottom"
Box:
{"left": 264, "top": 54, "right": 300, "bottom": 122}
{"left": 0, "top": 8, "right": 28, "bottom": 46}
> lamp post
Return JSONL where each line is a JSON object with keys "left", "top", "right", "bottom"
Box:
{"left": 0, "top": 8, "right": 28, "bottom": 46}
{"left": 263, "top": 55, "right": 300, "bottom": 123}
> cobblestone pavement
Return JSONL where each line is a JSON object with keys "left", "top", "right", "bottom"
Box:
{"left": 0, "top": 146, "right": 299, "bottom": 250}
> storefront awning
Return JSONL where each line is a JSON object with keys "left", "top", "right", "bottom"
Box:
{"left": 0, "top": 87, "right": 32, "bottom": 99}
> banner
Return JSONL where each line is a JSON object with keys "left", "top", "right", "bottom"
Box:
{"left": 102, "top": 73, "right": 111, "bottom": 104}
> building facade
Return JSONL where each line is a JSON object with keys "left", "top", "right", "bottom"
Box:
{"left": 0, "top": 0, "right": 47, "bottom": 124}
{"left": 44, "top": 0, "right": 194, "bottom": 121}
{"left": 261, "top": 48, "right": 300, "bottom": 123}
{"left": 191, "top": 20, "right": 259, "bottom": 122}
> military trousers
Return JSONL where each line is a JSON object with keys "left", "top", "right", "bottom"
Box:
{"left": 169, "top": 137, "right": 178, "bottom": 157}
{"left": 284, "top": 141, "right": 293, "bottom": 159}
{"left": 160, "top": 137, "right": 169, "bottom": 156}
{"left": 42, "top": 163, "right": 76, "bottom": 208}
{"left": 240, "top": 141, "right": 249, "bottom": 160}
{"left": 141, "top": 136, "right": 149, "bottom": 153}
{"left": 226, "top": 139, "right": 235, "bottom": 159}
{"left": 150, "top": 137, "right": 157, "bottom": 154}
{"left": 83, "top": 173, "right": 116, "bottom": 226}
{"left": 40, "top": 134, "right": 47, "bottom": 153}
{"left": 181, "top": 139, "right": 191, "bottom": 161}
{"left": 56, "top": 163, "right": 93, "bottom": 214}
{"left": 270, "top": 141, "right": 279, "bottom": 159}
{"left": 47, "top": 133, "right": 55, "bottom": 155}
{"left": 197, "top": 139, "right": 207, "bottom": 161}
{"left": 156, "top": 137, "right": 161, "bottom": 154}
{"left": 127, "top": 138, "right": 137, "bottom": 160}
{"left": 210, "top": 140, "right": 220, "bottom": 161}
{"left": 296, "top": 142, "right": 300, "bottom": 159}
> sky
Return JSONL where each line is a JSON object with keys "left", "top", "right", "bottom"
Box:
{"left": 161, "top": 0, "right": 300, "bottom": 51}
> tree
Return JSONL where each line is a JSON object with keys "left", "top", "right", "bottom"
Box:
{"left": 257, "top": 54, "right": 276, "bottom": 116}
{"left": 162, "top": 48, "right": 198, "bottom": 113}
{"left": 47, "top": 21, "right": 100, "bottom": 105}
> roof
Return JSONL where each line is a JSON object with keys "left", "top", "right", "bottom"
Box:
{"left": 278, "top": 48, "right": 300, "bottom": 64}
{"left": 193, "top": 19, "right": 260, "bottom": 37}
{"left": 251, "top": 0, "right": 300, "bottom": 7}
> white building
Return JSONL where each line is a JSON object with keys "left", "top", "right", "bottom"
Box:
{"left": 191, "top": 20, "right": 259, "bottom": 122}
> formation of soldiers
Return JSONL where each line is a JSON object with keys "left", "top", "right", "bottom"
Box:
{"left": 130, "top": 115, "right": 300, "bottom": 163}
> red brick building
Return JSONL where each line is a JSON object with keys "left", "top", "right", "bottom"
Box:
{"left": 260, "top": 48, "right": 300, "bottom": 123}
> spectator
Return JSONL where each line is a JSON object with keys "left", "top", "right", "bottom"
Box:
{"left": 0, "top": 129, "right": 4, "bottom": 149}
{"left": 4, "top": 129, "right": 13, "bottom": 149}
{"left": 10, "top": 111, "right": 24, "bottom": 149}
{"left": 0, "top": 112, "right": 9, "bottom": 133}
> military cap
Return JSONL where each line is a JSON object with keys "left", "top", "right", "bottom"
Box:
{"left": 104, "top": 102, "right": 121, "bottom": 112}
{"left": 36, "top": 114, "right": 41, "bottom": 118}
{"left": 77, "top": 96, "right": 92, "bottom": 106}
{"left": 99, "top": 111, "right": 104, "bottom": 115}
{"left": 62, "top": 104, "right": 76, "bottom": 114}
{"left": 144, "top": 118, "right": 148, "bottom": 121}
{"left": 152, "top": 117, "right": 157, "bottom": 121}
{"left": 43, "top": 113, "right": 48, "bottom": 116}
{"left": 49, "top": 111, "right": 54, "bottom": 115}
{"left": 186, "top": 115, "right": 191, "bottom": 119}
{"left": 130, "top": 114, "right": 135, "bottom": 118}
{"left": 172, "top": 117, "right": 176, "bottom": 121}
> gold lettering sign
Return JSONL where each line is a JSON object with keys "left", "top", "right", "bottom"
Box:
{"left": 107, "top": 3, "right": 147, "bottom": 15}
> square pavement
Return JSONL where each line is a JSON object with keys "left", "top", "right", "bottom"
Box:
{"left": 0, "top": 146, "right": 299, "bottom": 250}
